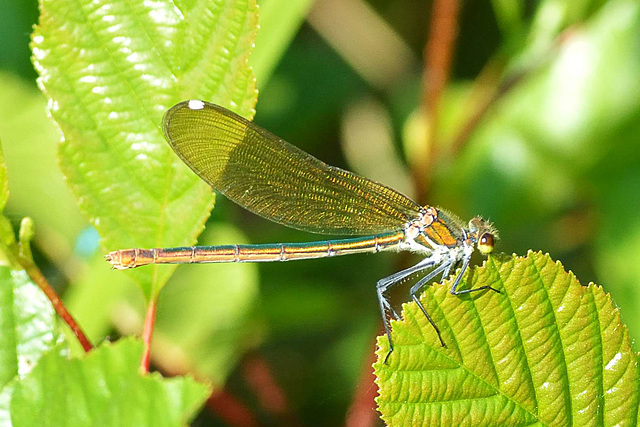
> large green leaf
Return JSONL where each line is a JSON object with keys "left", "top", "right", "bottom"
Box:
{"left": 375, "top": 251, "right": 640, "bottom": 425}
{"left": 0, "top": 141, "right": 68, "bottom": 424}
{"left": 31, "top": 0, "right": 259, "bottom": 298}
{"left": 0, "top": 267, "right": 64, "bottom": 389}
{"left": 0, "top": 141, "right": 64, "bottom": 392}
{"left": 0, "top": 267, "right": 67, "bottom": 427}
{"left": 0, "top": 209, "right": 67, "bottom": 424}
{"left": 7, "top": 338, "right": 210, "bottom": 426}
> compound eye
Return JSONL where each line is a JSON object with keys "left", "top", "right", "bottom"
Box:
{"left": 477, "top": 233, "right": 495, "bottom": 255}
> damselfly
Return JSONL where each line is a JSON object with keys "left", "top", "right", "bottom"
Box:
{"left": 106, "top": 100, "right": 499, "bottom": 358}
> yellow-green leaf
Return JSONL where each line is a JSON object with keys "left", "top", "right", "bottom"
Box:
{"left": 0, "top": 267, "right": 63, "bottom": 389}
{"left": 8, "top": 338, "right": 209, "bottom": 426}
{"left": 375, "top": 251, "right": 640, "bottom": 426}
{"left": 31, "top": 0, "right": 259, "bottom": 298}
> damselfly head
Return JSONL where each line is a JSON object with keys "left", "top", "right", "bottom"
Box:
{"left": 468, "top": 217, "right": 498, "bottom": 255}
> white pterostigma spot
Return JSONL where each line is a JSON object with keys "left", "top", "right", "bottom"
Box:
{"left": 188, "top": 100, "right": 205, "bottom": 110}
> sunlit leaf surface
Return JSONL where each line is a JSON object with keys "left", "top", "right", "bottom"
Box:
{"left": 31, "top": 0, "right": 258, "bottom": 297}
{"left": 375, "top": 251, "right": 640, "bottom": 426}
{"left": 8, "top": 338, "right": 209, "bottom": 426}
{"left": 0, "top": 268, "right": 62, "bottom": 388}
{"left": 0, "top": 267, "right": 65, "bottom": 425}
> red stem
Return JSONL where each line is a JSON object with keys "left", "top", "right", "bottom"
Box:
{"left": 416, "top": 0, "right": 461, "bottom": 203}
{"left": 423, "top": 0, "right": 460, "bottom": 114}
{"left": 23, "top": 262, "right": 93, "bottom": 352}
{"left": 140, "top": 297, "right": 157, "bottom": 373}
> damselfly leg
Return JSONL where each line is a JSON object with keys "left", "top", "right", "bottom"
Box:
{"left": 379, "top": 250, "right": 500, "bottom": 364}
{"left": 449, "top": 256, "right": 501, "bottom": 296}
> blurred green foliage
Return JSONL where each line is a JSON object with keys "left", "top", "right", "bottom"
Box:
{"left": 1, "top": 0, "right": 640, "bottom": 425}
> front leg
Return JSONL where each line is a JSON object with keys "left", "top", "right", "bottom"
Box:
{"left": 408, "top": 259, "right": 453, "bottom": 347}
{"left": 449, "top": 254, "right": 500, "bottom": 295}
{"left": 377, "top": 256, "right": 440, "bottom": 363}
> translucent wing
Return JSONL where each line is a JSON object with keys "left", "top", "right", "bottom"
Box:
{"left": 162, "top": 100, "right": 421, "bottom": 235}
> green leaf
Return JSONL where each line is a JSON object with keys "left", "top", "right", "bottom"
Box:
{"left": 375, "top": 251, "right": 640, "bottom": 425}
{"left": 0, "top": 141, "right": 64, "bottom": 398}
{"left": 0, "top": 141, "right": 8, "bottom": 212}
{"left": 8, "top": 338, "right": 210, "bottom": 426}
{"left": 0, "top": 267, "right": 66, "bottom": 426}
{"left": 0, "top": 267, "right": 62, "bottom": 390}
{"left": 252, "top": 0, "right": 314, "bottom": 88}
{"left": 31, "top": 0, "right": 259, "bottom": 298}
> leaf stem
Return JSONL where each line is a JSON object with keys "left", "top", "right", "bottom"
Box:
{"left": 140, "top": 296, "right": 158, "bottom": 373}
{"left": 20, "top": 258, "right": 93, "bottom": 352}
{"left": 13, "top": 218, "right": 93, "bottom": 352}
